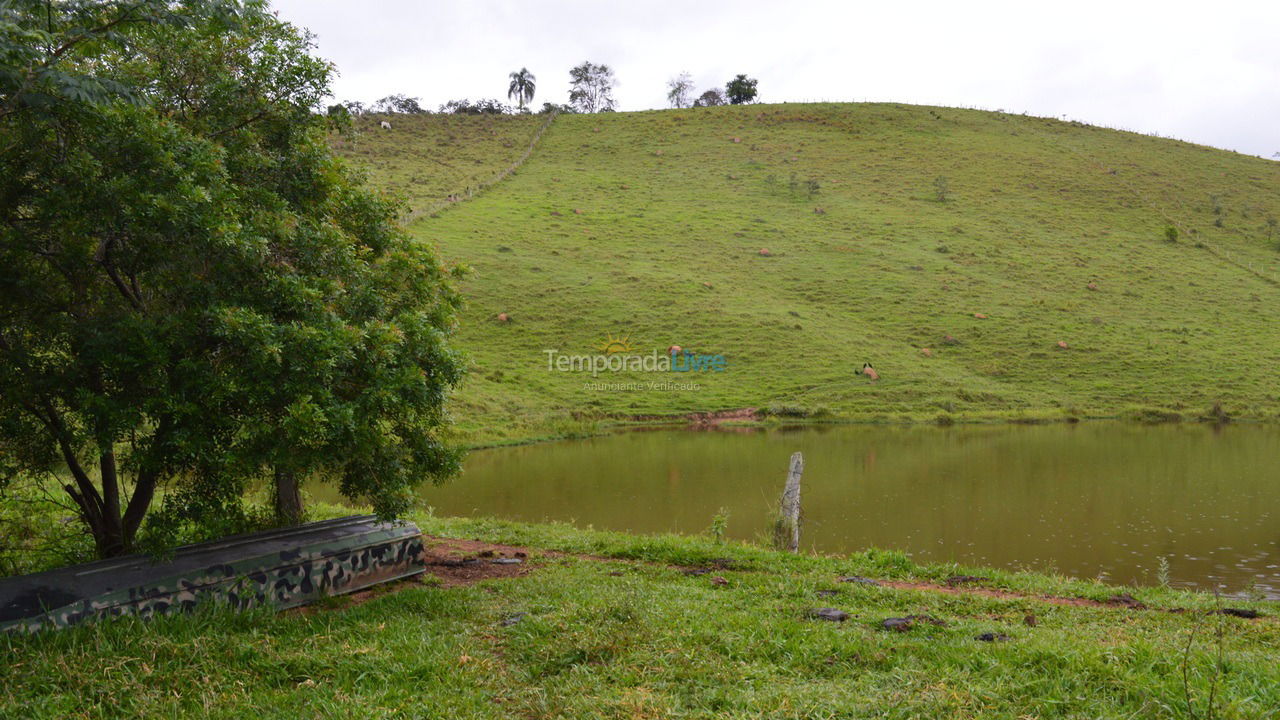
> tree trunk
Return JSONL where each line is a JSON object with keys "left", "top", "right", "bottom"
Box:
{"left": 95, "top": 516, "right": 127, "bottom": 558}
{"left": 61, "top": 449, "right": 161, "bottom": 559}
{"left": 64, "top": 480, "right": 126, "bottom": 558}
{"left": 42, "top": 406, "right": 166, "bottom": 559}
{"left": 273, "top": 467, "right": 304, "bottom": 526}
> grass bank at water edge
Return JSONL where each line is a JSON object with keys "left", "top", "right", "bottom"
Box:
{"left": 2, "top": 513, "right": 1277, "bottom": 719}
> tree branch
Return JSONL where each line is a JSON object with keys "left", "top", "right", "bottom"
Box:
{"left": 100, "top": 448, "right": 121, "bottom": 533}
{"left": 121, "top": 414, "right": 170, "bottom": 542}
{"left": 209, "top": 109, "right": 268, "bottom": 138}
{"left": 96, "top": 235, "right": 145, "bottom": 312}
{"left": 28, "top": 399, "right": 105, "bottom": 526}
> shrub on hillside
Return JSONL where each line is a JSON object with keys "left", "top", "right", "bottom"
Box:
{"left": 933, "top": 176, "right": 951, "bottom": 202}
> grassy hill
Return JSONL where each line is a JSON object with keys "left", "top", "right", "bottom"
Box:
{"left": 337, "top": 104, "right": 1280, "bottom": 445}
{"left": 332, "top": 112, "right": 547, "bottom": 221}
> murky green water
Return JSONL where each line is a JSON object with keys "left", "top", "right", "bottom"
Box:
{"left": 356, "top": 423, "right": 1280, "bottom": 597}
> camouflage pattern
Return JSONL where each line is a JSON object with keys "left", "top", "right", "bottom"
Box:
{"left": 0, "top": 516, "right": 426, "bottom": 634}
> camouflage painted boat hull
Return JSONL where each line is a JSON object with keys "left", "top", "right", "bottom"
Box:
{"left": 0, "top": 515, "right": 426, "bottom": 633}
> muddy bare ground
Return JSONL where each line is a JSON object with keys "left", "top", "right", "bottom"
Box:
{"left": 421, "top": 537, "right": 549, "bottom": 587}
{"left": 288, "top": 537, "right": 546, "bottom": 615}
{"left": 598, "top": 407, "right": 761, "bottom": 427}
{"left": 876, "top": 580, "right": 1124, "bottom": 609}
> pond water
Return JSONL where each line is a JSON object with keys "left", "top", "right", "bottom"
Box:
{"left": 363, "top": 423, "right": 1280, "bottom": 598}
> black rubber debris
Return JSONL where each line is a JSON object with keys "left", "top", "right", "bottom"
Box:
{"left": 1217, "top": 608, "right": 1260, "bottom": 619}
{"left": 808, "top": 608, "right": 850, "bottom": 622}
{"left": 837, "top": 576, "right": 880, "bottom": 586}
{"left": 881, "top": 615, "right": 947, "bottom": 631}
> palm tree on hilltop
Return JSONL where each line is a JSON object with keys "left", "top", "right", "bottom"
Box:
{"left": 508, "top": 68, "right": 536, "bottom": 111}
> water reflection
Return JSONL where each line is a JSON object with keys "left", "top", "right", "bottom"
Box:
{"left": 327, "top": 423, "right": 1280, "bottom": 598}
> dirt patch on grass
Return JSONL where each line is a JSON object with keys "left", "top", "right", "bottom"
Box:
{"left": 875, "top": 580, "right": 1270, "bottom": 619}
{"left": 422, "top": 537, "right": 550, "bottom": 587}
{"left": 290, "top": 537, "right": 547, "bottom": 615}
{"left": 877, "top": 580, "right": 1113, "bottom": 608}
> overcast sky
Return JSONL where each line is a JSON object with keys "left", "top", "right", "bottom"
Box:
{"left": 273, "top": 0, "right": 1280, "bottom": 158}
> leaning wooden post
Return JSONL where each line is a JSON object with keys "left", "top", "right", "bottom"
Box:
{"left": 775, "top": 452, "right": 804, "bottom": 552}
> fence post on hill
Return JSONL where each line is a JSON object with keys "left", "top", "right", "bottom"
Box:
{"left": 774, "top": 452, "right": 804, "bottom": 552}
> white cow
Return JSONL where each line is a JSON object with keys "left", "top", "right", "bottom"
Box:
{"left": 379, "top": 120, "right": 392, "bottom": 130}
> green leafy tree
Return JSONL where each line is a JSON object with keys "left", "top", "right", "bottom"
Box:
{"left": 725, "top": 74, "right": 758, "bottom": 105}
{"left": 440, "top": 98, "right": 509, "bottom": 115}
{"left": 0, "top": 0, "right": 465, "bottom": 557}
{"left": 568, "top": 61, "right": 616, "bottom": 113}
{"left": 507, "top": 67, "right": 536, "bottom": 111}
{"left": 373, "top": 93, "right": 426, "bottom": 114}
{"left": 693, "top": 88, "right": 726, "bottom": 107}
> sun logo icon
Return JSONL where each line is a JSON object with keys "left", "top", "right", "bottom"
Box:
{"left": 596, "top": 333, "right": 635, "bottom": 354}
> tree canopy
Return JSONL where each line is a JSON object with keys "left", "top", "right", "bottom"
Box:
{"left": 507, "top": 67, "right": 535, "bottom": 111}
{"left": 693, "top": 88, "right": 727, "bottom": 107}
{"left": 725, "top": 74, "right": 758, "bottom": 105}
{"left": 567, "top": 61, "right": 615, "bottom": 113}
{"left": 0, "top": 0, "right": 465, "bottom": 558}
{"left": 372, "top": 93, "right": 427, "bottom": 114}
{"left": 666, "top": 72, "right": 693, "bottom": 109}
{"left": 439, "top": 98, "right": 510, "bottom": 115}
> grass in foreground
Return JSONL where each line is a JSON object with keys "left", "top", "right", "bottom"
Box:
{"left": 2, "top": 514, "right": 1277, "bottom": 719}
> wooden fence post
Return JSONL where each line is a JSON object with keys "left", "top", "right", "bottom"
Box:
{"left": 774, "top": 452, "right": 804, "bottom": 552}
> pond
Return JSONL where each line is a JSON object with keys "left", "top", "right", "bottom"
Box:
{"left": 345, "top": 423, "right": 1280, "bottom": 598}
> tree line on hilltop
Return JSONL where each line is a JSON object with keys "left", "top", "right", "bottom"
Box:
{"left": 331, "top": 63, "right": 759, "bottom": 119}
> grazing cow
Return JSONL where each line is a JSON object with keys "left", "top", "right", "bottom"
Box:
{"left": 379, "top": 120, "right": 392, "bottom": 130}
{"left": 855, "top": 362, "right": 879, "bottom": 381}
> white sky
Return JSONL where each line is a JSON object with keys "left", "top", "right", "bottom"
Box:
{"left": 273, "top": 0, "right": 1280, "bottom": 158}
